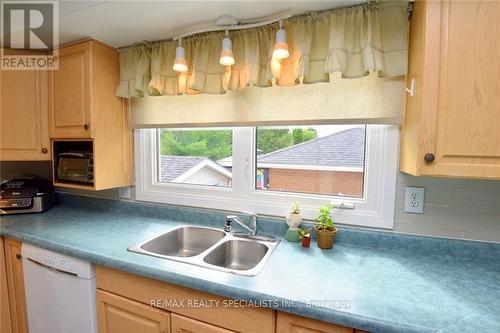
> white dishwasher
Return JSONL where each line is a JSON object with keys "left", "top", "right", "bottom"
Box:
{"left": 22, "top": 243, "right": 97, "bottom": 333}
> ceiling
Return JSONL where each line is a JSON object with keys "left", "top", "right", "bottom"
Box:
{"left": 54, "top": 0, "right": 365, "bottom": 48}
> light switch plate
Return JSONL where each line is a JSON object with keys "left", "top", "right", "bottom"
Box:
{"left": 404, "top": 186, "right": 424, "bottom": 214}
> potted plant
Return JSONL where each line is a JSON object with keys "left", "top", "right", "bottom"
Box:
{"left": 315, "top": 204, "right": 337, "bottom": 249}
{"left": 298, "top": 227, "right": 312, "bottom": 248}
{"left": 285, "top": 202, "right": 302, "bottom": 242}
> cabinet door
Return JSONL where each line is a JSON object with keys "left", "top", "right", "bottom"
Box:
{"left": 3, "top": 238, "right": 28, "bottom": 333}
{"left": 277, "top": 312, "right": 353, "bottom": 333}
{"left": 1, "top": 237, "right": 13, "bottom": 333}
{"left": 421, "top": 0, "right": 500, "bottom": 178}
{"left": 0, "top": 69, "right": 50, "bottom": 160}
{"left": 97, "top": 290, "right": 170, "bottom": 333}
{"left": 49, "top": 41, "right": 92, "bottom": 138}
{"left": 171, "top": 314, "right": 234, "bottom": 333}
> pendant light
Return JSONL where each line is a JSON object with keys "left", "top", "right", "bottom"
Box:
{"left": 273, "top": 20, "right": 289, "bottom": 60}
{"left": 173, "top": 38, "right": 188, "bottom": 72}
{"left": 219, "top": 29, "right": 235, "bottom": 66}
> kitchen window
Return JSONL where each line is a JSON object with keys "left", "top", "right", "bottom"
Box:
{"left": 255, "top": 125, "right": 366, "bottom": 198}
{"left": 136, "top": 125, "right": 398, "bottom": 229}
{"left": 157, "top": 128, "right": 233, "bottom": 188}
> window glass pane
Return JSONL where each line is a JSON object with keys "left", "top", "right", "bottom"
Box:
{"left": 157, "top": 128, "right": 233, "bottom": 187}
{"left": 256, "top": 125, "right": 366, "bottom": 198}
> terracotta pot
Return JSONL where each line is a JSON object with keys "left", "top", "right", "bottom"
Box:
{"left": 301, "top": 235, "right": 311, "bottom": 248}
{"left": 315, "top": 226, "right": 337, "bottom": 249}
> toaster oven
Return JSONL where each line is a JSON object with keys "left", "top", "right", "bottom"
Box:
{"left": 56, "top": 152, "right": 94, "bottom": 184}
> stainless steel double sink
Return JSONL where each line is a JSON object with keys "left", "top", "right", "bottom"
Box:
{"left": 128, "top": 226, "right": 280, "bottom": 276}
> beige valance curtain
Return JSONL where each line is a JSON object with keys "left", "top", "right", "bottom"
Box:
{"left": 116, "top": 1, "right": 408, "bottom": 98}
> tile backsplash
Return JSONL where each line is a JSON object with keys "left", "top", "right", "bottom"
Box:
{"left": 394, "top": 173, "right": 500, "bottom": 243}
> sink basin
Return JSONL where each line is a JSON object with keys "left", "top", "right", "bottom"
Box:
{"left": 129, "top": 225, "right": 279, "bottom": 276}
{"left": 134, "top": 226, "right": 225, "bottom": 257}
{"left": 203, "top": 240, "right": 269, "bottom": 271}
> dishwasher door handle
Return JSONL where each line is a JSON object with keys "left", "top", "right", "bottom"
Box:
{"left": 26, "top": 257, "right": 78, "bottom": 277}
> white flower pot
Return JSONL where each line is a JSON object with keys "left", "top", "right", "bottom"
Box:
{"left": 285, "top": 212, "right": 302, "bottom": 230}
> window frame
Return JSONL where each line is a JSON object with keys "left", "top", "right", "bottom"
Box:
{"left": 135, "top": 125, "right": 399, "bottom": 229}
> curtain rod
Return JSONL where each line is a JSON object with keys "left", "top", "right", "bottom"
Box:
{"left": 118, "top": 0, "right": 401, "bottom": 51}
{"left": 172, "top": 10, "right": 292, "bottom": 41}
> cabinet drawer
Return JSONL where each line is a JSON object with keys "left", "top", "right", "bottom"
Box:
{"left": 171, "top": 313, "right": 234, "bottom": 333}
{"left": 277, "top": 312, "right": 353, "bottom": 333}
{"left": 96, "top": 265, "right": 274, "bottom": 333}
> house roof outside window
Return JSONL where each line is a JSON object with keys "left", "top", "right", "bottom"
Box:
{"left": 160, "top": 127, "right": 366, "bottom": 183}
{"left": 256, "top": 127, "right": 365, "bottom": 171}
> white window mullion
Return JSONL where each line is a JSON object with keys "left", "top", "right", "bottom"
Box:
{"left": 231, "top": 127, "right": 255, "bottom": 203}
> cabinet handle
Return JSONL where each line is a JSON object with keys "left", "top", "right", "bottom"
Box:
{"left": 424, "top": 153, "right": 435, "bottom": 163}
{"left": 83, "top": 123, "right": 90, "bottom": 130}
{"left": 41, "top": 148, "right": 48, "bottom": 154}
{"left": 16, "top": 254, "right": 21, "bottom": 260}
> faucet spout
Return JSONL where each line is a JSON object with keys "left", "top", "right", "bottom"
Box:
{"left": 224, "top": 213, "right": 258, "bottom": 236}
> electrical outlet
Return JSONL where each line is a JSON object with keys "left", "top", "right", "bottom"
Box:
{"left": 404, "top": 186, "right": 424, "bottom": 214}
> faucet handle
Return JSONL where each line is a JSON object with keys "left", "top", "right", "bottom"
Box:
{"left": 242, "top": 212, "right": 258, "bottom": 231}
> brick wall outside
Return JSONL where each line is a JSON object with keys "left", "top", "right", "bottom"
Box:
{"left": 268, "top": 168, "right": 364, "bottom": 197}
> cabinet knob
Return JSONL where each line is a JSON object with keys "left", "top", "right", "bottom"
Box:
{"left": 424, "top": 153, "right": 435, "bottom": 163}
{"left": 16, "top": 254, "right": 21, "bottom": 260}
{"left": 41, "top": 148, "right": 48, "bottom": 154}
{"left": 83, "top": 123, "right": 90, "bottom": 130}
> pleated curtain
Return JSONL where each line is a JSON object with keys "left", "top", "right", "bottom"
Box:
{"left": 116, "top": 1, "right": 408, "bottom": 98}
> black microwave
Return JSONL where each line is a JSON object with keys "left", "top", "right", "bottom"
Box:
{"left": 56, "top": 152, "right": 94, "bottom": 184}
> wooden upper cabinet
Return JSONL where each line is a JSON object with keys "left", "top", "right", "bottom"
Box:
{"left": 276, "top": 312, "right": 353, "bottom": 333}
{"left": 401, "top": 0, "right": 500, "bottom": 179}
{"left": 49, "top": 41, "right": 92, "bottom": 138}
{"left": 49, "top": 39, "right": 126, "bottom": 140}
{"left": 97, "top": 290, "right": 170, "bottom": 333}
{"left": 48, "top": 39, "right": 133, "bottom": 190}
{"left": 0, "top": 66, "right": 50, "bottom": 161}
{"left": 3, "top": 238, "right": 28, "bottom": 333}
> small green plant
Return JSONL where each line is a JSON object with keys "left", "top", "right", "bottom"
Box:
{"left": 290, "top": 201, "right": 301, "bottom": 214}
{"left": 298, "top": 227, "right": 312, "bottom": 238}
{"left": 315, "top": 204, "right": 335, "bottom": 230}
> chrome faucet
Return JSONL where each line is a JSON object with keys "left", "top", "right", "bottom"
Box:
{"left": 224, "top": 213, "right": 258, "bottom": 236}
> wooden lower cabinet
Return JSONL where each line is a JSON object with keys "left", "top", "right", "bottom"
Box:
{"left": 97, "top": 290, "right": 170, "bottom": 333}
{"left": 276, "top": 312, "right": 354, "bottom": 333}
{"left": 3, "top": 238, "right": 28, "bottom": 333}
{"left": 1, "top": 237, "right": 13, "bottom": 333}
{"left": 96, "top": 265, "right": 274, "bottom": 333}
{"left": 171, "top": 314, "right": 234, "bottom": 333}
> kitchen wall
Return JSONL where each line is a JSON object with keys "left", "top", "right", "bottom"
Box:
{"left": 3, "top": 161, "right": 500, "bottom": 243}
{"left": 394, "top": 173, "right": 500, "bottom": 243}
{"left": 61, "top": 172, "right": 500, "bottom": 243}
{"left": 0, "top": 161, "right": 52, "bottom": 182}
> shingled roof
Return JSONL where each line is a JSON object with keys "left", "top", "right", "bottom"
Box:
{"left": 159, "top": 156, "right": 206, "bottom": 182}
{"left": 257, "top": 127, "right": 365, "bottom": 168}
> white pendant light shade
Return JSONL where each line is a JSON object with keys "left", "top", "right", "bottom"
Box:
{"left": 220, "top": 31, "right": 235, "bottom": 66}
{"left": 273, "top": 21, "right": 289, "bottom": 60}
{"left": 173, "top": 39, "right": 188, "bottom": 72}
